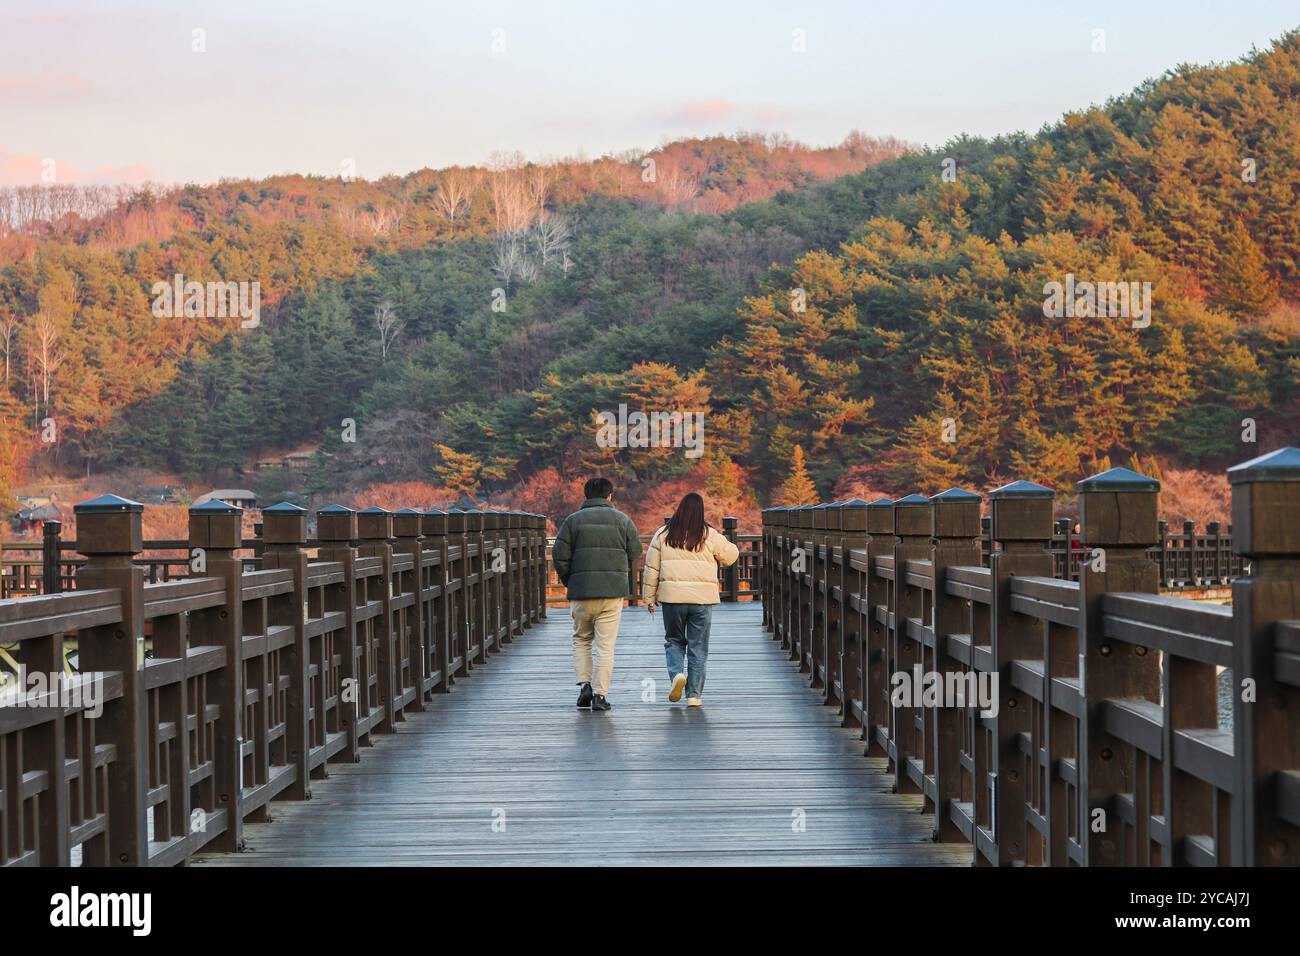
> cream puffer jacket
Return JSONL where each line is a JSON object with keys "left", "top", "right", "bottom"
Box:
{"left": 642, "top": 525, "right": 740, "bottom": 605}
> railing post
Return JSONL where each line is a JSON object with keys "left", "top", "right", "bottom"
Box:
{"left": 479, "top": 510, "right": 499, "bottom": 645}
{"left": 822, "top": 503, "right": 844, "bottom": 703}
{"left": 316, "top": 504, "right": 361, "bottom": 760}
{"left": 762, "top": 507, "right": 777, "bottom": 636}
{"left": 928, "top": 488, "right": 982, "bottom": 842}
{"left": 1077, "top": 466, "right": 1161, "bottom": 866}
{"left": 986, "top": 480, "right": 1056, "bottom": 865}
{"left": 1227, "top": 446, "right": 1300, "bottom": 866}
{"left": 498, "top": 509, "right": 513, "bottom": 638}
{"left": 420, "top": 509, "right": 453, "bottom": 691}
{"left": 536, "top": 514, "right": 549, "bottom": 619}
{"left": 446, "top": 509, "right": 470, "bottom": 676}
{"left": 187, "top": 499, "right": 246, "bottom": 851}
{"left": 524, "top": 514, "right": 538, "bottom": 621}
{"left": 1207, "top": 520, "right": 1224, "bottom": 585}
{"left": 863, "top": 498, "right": 895, "bottom": 756}
{"left": 766, "top": 508, "right": 783, "bottom": 641}
{"left": 722, "top": 515, "right": 739, "bottom": 601}
{"left": 837, "top": 500, "right": 869, "bottom": 729}
{"left": 504, "top": 510, "right": 522, "bottom": 639}
{"left": 811, "top": 503, "right": 830, "bottom": 693}
{"left": 28, "top": 516, "right": 70, "bottom": 862}
{"left": 458, "top": 509, "right": 477, "bottom": 662}
{"left": 1184, "top": 520, "right": 1199, "bottom": 586}
{"left": 791, "top": 506, "right": 812, "bottom": 665}
{"left": 393, "top": 508, "right": 427, "bottom": 709}
{"left": 42, "top": 518, "right": 62, "bottom": 594}
{"left": 260, "top": 502, "right": 312, "bottom": 800}
{"left": 760, "top": 509, "right": 771, "bottom": 627}
{"left": 1052, "top": 517, "right": 1070, "bottom": 580}
{"left": 358, "top": 507, "right": 397, "bottom": 731}
{"left": 74, "top": 493, "right": 148, "bottom": 866}
{"left": 1157, "top": 519, "right": 1169, "bottom": 588}
{"left": 890, "top": 493, "right": 931, "bottom": 795}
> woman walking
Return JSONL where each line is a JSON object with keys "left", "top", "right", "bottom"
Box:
{"left": 642, "top": 493, "right": 740, "bottom": 707}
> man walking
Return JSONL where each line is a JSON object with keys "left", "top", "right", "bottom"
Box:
{"left": 551, "top": 477, "right": 642, "bottom": 712}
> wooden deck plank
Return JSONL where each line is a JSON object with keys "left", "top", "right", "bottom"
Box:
{"left": 195, "top": 603, "right": 968, "bottom": 867}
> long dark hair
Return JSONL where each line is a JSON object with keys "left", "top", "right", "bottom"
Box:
{"left": 665, "top": 492, "right": 710, "bottom": 551}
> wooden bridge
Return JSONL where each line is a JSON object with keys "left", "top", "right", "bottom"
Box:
{"left": 193, "top": 601, "right": 961, "bottom": 866}
{"left": 0, "top": 447, "right": 1297, "bottom": 867}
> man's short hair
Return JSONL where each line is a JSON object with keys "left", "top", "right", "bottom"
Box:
{"left": 584, "top": 477, "right": 614, "bottom": 499}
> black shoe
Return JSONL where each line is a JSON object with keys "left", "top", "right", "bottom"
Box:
{"left": 591, "top": 694, "right": 611, "bottom": 712}
{"left": 576, "top": 682, "right": 593, "bottom": 708}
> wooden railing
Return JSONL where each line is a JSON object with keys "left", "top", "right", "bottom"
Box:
{"left": 761, "top": 448, "right": 1300, "bottom": 866}
{"left": 0, "top": 498, "right": 548, "bottom": 866}
{"left": 6, "top": 513, "right": 1232, "bottom": 601}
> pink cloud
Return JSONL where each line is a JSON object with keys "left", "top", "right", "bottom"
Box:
{"left": 658, "top": 98, "right": 803, "bottom": 129}
{"left": 0, "top": 150, "right": 159, "bottom": 187}
{"left": 0, "top": 72, "right": 99, "bottom": 103}
{"left": 663, "top": 98, "right": 738, "bottom": 124}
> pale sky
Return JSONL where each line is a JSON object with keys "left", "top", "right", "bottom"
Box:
{"left": 1, "top": 0, "right": 1296, "bottom": 185}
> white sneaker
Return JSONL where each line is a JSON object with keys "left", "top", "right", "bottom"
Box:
{"left": 686, "top": 697, "right": 703, "bottom": 707}
{"left": 668, "top": 673, "right": 687, "bottom": 703}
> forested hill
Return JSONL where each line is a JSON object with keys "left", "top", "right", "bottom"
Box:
{"left": 0, "top": 133, "right": 908, "bottom": 502}
{"left": 349, "top": 30, "right": 1297, "bottom": 516}
{"left": 4, "top": 31, "right": 1300, "bottom": 526}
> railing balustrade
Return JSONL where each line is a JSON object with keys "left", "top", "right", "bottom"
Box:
{"left": 761, "top": 448, "right": 1300, "bottom": 866}
{"left": 0, "top": 499, "right": 547, "bottom": 866}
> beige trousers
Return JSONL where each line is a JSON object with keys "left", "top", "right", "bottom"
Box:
{"left": 571, "top": 597, "right": 624, "bottom": 697}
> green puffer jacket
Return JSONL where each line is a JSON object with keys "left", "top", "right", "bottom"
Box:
{"left": 552, "top": 499, "right": 643, "bottom": 600}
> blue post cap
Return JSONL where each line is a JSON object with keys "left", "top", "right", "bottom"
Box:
{"left": 929, "top": 488, "right": 981, "bottom": 502}
{"left": 1227, "top": 446, "right": 1300, "bottom": 484}
{"left": 75, "top": 493, "right": 144, "bottom": 514}
{"left": 189, "top": 499, "right": 242, "bottom": 515}
{"left": 893, "top": 493, "right": 930, "bottom": 505}
{"left": 1077, "top": 466, "right": 1160, "bottom": 492}
{"left": 988, "top": 479, "right": 1055, "bottom": 499}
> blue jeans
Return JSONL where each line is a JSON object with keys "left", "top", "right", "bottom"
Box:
{"left": 661, "top": 603, "right": 713, "bottom": 698}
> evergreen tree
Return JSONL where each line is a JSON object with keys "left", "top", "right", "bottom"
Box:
{"left": 775, "top": 445, "right": 818, "bottom": 505}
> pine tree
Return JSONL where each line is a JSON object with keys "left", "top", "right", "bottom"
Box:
{"left": 1212, "top": 218, "right": 1279, "bottom": 318}
{"left": 704, "top": 448, "right": 742, "bottom": 500}
{"left": 775, "top": 445, "right": 818, "bottom": 505}
{"left": 434, "top": 444, "right": 493, "bottom": 497}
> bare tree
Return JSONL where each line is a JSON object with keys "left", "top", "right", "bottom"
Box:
{"left": 27, "top": 312, "right": 65, "bottom": 412}
{"left": 374, "top": 301, "right": 402, "bottom": 361}
{"left": 493, "top": 232, "right": 527, "bottom": 290}
{"left": 487, "top": 152, "right": 535, "bottom": 235}
{"left": 0, "top": 316, "right": 18, "bottom": 383}
{"left": 489, "top": 172, "right": 532, "bottom": 234}
{"left": 532, "top": 213, "right": 572, "bottom": 269}
{"left": 433, "top": 169, "right": 478, "bottom": 225}
{"left": 526, "top": 165, "right": 552, "bottom": 221}
{"left": 658, "top": 165, "right": 700, "bottom": 210}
